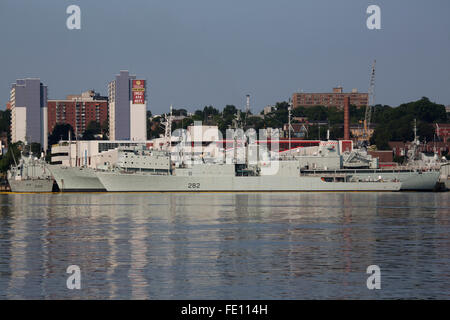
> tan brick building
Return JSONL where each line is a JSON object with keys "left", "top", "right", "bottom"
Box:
{"left": 292, "top": 87, "right": 368, "bottom": 109}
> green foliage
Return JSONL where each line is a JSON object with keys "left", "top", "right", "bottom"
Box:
{"left": 0, "top": 142, "right": 21, "bottom": 173}
{"left": 303, "top": 106, "right": 328, "bottom": 121}
{"left": 48, "top": 124, "right": 75, "bottom": 146}
{"left": 172, "top": 108, "right": 187, "bottom": 116}
{"left": 370, "top": 97, "right": 447, "bottom": 149}
{"left": 0, "top": 109, "right": 11, "bottom": 145}
{"left": 147, "top": 116, "right": 164, "bottom": 139}
{"left": 194, "top": 105, "right": 220, "bottom": 122}
{"left": 245, "top": 116, "right": 265, "bottom": 133}
{"left": 329, "top": 124, "right": 344, "bottom": 140}
{"left": 81, "top": 121, "right": 103, "bottom": 140}
{"left": 393, "top": 155, "right": 406, "bottom": 164}
{"left": 150, "top": 97, "right": 447, "bottom": 147}
{"left": 30, "top": 142, "right": 41, "bottom": 156}
{"left": 86, "top": 121, "right": 101, "bottom": 133}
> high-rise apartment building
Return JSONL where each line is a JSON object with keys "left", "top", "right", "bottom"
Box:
{"left": 47, "top": 90, "right": 108, "bottom": 138}
{"left": 10, "top": 78, "right": 48, "bottom": 150}
{"left": 108, "top": 70, "right": 147, "bottom": 141}
{"left": 292, "top": 87, "right": 368, "bottom": 109}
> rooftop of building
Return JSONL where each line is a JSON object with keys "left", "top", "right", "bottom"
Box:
{"left": 293, "top": 87, "right": 367, "bottom": 95}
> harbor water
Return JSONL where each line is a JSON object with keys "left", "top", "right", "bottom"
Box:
{"left": 0, "top": 192, "right": 449, "bottom": 299}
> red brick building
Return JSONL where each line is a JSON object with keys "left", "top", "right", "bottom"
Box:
{"left": 292, "top": 87, "right": 368, "bottom": 109}
{"left": 434, "top": 123, "right": 450, "bottom": 142}
{"left": 389, "top": 141, "right": 450, "bottom": 157}
{"left": 368, "top": 150, "right": 395, "bottom": 167}
{"left": 47, "top": 90, "right": 108, "bottom": 137}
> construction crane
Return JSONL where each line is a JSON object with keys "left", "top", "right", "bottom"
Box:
{"left": 363, "top": 60, "right": 376, "bottom": 145}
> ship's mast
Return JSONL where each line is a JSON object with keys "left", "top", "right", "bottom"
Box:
{"left": 414, "top": 118, "right": 417, "bottom": 143}
{"left": 363, "top": 60, "right": 376, "bottom": 143}
{"left": 288, "top": 99, "right": 293, "bottom": 152}
{"left": 408, "top": 119, "right": 420, "bottom": 162}
{"left": 75, "top": 97, "right": 78, "bottom": 167}
{"left": 244, "top": 94, "right": 250, "bottom": 127}
{"left": 162, "top": 105, "right": 173, "bottom": 151}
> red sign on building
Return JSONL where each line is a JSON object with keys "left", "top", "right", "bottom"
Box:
{"left": 132, "top": 80, "right": 145, "bottom": 104}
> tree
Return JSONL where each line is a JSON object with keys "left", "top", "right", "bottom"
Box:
{"left": 147, "top": 116, "right": 164, "bottom": 139}
{"left": 0, "top": 109, "right": 11, "bottom": 145}
{"left": 371, "top": 128, "right": 391, "bottom": 150}
{"left": 30, "top": 142, "right": 41, "bottom": 156}
{"left": 0, "top": 142, "right": 22, "bottom": 173}
{"left": 303, "top": 106, "right": 328, "bottom": 121}
{"left": 172, "top": 108, "right": 187, "bottom": 116}
{"left": 223, "top": 105, "right": 238, "bottom": 118}
{"left": 329, "top": 124, "right": 344, "bottom": 140}
{"left": 101, "top": 119, "right": 109, "bottom": 139}
{"left": 48, "top": 124, "right": 75, "bottom": 146}
{"left": 370, "top": 97, "right": 447, "bottom": 149}
{"left": 81, "top": 121, "right": 102, "bottom": 140}
{"left": 417, "top": 121, "right": 435, "bottom": 142}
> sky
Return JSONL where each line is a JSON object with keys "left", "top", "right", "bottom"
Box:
{"left": 0, "top": 0, "right": 449, "bottom": 114}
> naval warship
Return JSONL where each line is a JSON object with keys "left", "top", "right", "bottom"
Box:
{"left": 95, "top": 145, "right": 402, "bottom": 192}
{"left": 48, "top": 165, "right": 106, "bottom": 192}
{"left": 294, "top": 141, "right": 440, "bottom": 191}
{"left": 7, "top": 155, "right": 54, "bottom": 193}
{"left": 46, "top": 112, "right": 441, "bottom": 193}
{"left": 47, "top": 136, "right": 441, "bottom": 192}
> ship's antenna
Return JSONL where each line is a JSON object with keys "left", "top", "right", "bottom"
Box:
{"left": 288, "top": 99, "right": 293, "bottom": 152}
{"left": 163, "top": 105, "right": 173, "bottom": 151}
{"left": 363, "top": 60, "right": 376, "bottom": 144}
{"left": 414, "top": 118, "right": 418, "bottom": 143}
{"left": 74, "top": 97, "right": 78, "bottom": 167}
{"left": 245, "top": 94, "right": 250, "bottom": 126}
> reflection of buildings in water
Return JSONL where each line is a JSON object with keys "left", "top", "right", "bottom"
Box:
{"left": 0, "top": 195, "right": 16, "bottom": 298}
{"left": 435, "top": 194, "right": 450, "bottom": 291}
{"left": 128, "top": 196, "right": 150, "bottom": 299}
{"left": 105, "top": 197, "right": 120, "bottom": 299}
{"left": 45, "top": 194, "right": 121, "bottom": 298}
{"left": 214, "top": 193, "right": 270, "bottom": 296}
{"left": 5, "top": 195, "right": 64, "bottom": 298}
{"left": 167, "top": 194, "right": 191, "bottom": 297}
{"left": 341, "top": 193, "right": 353, "bottom": 292}
{"left": 1, "top": 195, "right": 55, "bottom": 298}
{"left": 25, "top": 193, "right": 143, "bottom": 299}
{"left": 214, "top": 193, "right": 371, "bottom": 298}
{"left": 164, "top": 193, "right": 230, "bottom": 297}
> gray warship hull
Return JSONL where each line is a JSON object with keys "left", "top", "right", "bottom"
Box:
{"left": 356, "top": 170, "right": 440, "bottom": 191}
{"left": 9, "top": 179, "right": 54, "bottom": 193}
{"left": 307, "top": 170, "right": 440, "bottom": 191}
{"left": 96, "top": 172, "right": 401, "bottom": 192}
{"left": 49, "top": 165, "right": 106, "bottom": 192}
